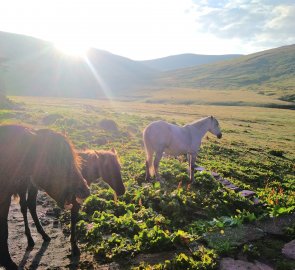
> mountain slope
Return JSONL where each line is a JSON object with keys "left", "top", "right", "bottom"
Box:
{"left": 1, "top": 31, "right": 294, "bottom": 102}
{"left": 0, "top": 31, "right": 156, "bottom": 98}
{"left": 160, "top": 45, "right": 295, "bottom": 97}
{"left": 141, "top": 53, "right": 242, "bottom": 71}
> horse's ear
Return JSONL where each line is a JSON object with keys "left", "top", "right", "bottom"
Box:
{"left": 111, "top": 148, "right": 117, "bottom": 154}
{"left": 210, "top": 115, "right": 213, "bottom": 119}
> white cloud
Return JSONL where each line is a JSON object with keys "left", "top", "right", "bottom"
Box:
{"left": 191, "top": 0, "right": 295, "bottom": 52}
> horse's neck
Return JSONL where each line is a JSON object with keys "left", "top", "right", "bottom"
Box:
{"left": 189, "top": 118, "right": 210, "bottom": 139}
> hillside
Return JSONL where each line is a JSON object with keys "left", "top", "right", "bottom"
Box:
{"left": 159, "top": 45, "right": 295, "bottom": 100}
{"left": 141, "top": 53, "right": 242, "bottom": 71}
{"left": 1, "top": 31, "right": 294, "bottom": 103}
{"left": 0, "top": 31, "right": 156, "bottom": 98}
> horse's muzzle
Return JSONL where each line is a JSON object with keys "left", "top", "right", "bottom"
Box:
{"left": 217, "top": 133, "right": 222, "bottom": 139}
{"left": 116, "top": 186, "right": 126, "bottom": 196}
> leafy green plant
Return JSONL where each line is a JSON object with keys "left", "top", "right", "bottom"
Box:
{"left": 242, "top": 243, "right": 260, "bottom": 259}
{"left": 132, "top": 245, "right": 218, "bottom": 270}
{"left": 134, "top": 226, "right": 172, "bottom": 252}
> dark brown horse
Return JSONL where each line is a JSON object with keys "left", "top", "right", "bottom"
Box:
{"left": 78, "top": 149, "right": 125, "bottom": 196}
{"left": 17, "top": 148, "right": 125, "bottom": 268}
{"left": 0, "top": 125, "right": 90, "bottom": 270}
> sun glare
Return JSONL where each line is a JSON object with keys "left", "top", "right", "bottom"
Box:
{"left": 54, "top": 41, "right": 89, "bottom": 57}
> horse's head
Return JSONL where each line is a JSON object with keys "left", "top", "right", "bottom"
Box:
{"left": 95, "top": 149, "right": 126, "bottom": 196}
{"left": 33, "top": 129, "right": 90, "bottom": 210}
{"left": 209, "top": 116, "right": 222, "bottom": 139}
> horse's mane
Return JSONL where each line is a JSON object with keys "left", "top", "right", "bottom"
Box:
{"left": 79, "top": 149, "right": 119, "bottom": 161}
{"left": 185, "top": 116, "right": 211, "bottom": 127}
{"left": 68, "top": 138, "right": 82, "bottom": 170}
{"left": 36, "top": 129, "right": 82, "bottom": 170}
{"left": 95, "top": 149, "right": 121, "bottom": 165}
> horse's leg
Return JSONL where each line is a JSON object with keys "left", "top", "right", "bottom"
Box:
{"left": 145, "top": 160, "right": 151, "bottom": 181}
{"left": 144, "top": 143, "right": 154, "bottom": 181}
{"left": 154, "top": 150, "right": 164, "bottom": 181}
{"left": 27, "top": 185, "right": 51, "bottom": 242}
{"left": 0, "top": 196, "right": 18, "bottom": 269}
{"left": 19, "top": 190, "right": 35, "bottom": 249}
{"left": 70, "top": 198, "right": 81, "bottom": 256}
{"left": 189, "top": 153, "right": 197, "bottom": 182}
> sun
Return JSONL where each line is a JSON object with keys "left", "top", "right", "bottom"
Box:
{"left": 54, "top": 40, "right": 89, "bottom": 57}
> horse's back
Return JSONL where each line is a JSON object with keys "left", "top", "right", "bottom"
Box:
{"left": 143, "top": 121, "right": 191, "bottom": 155}
{"left": 143, "top": 120, "right": 171, "bottom": 148}
{"left": 0, "top": 125, "right": 35, "bottom": 194}
{"left": 0, "top": 125, "right": 35, "bottom": 163}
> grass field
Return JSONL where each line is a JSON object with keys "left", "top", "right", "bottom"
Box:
{"left": 2, "top": 96, "right": 295, "bottom": 269}
{"left": 127, "top": 87, "right": 295, "bottom": 109}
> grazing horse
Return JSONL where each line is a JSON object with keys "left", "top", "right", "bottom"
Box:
{"left": 0, "top": 125, "right": 90, "bottom": 270}
{"left": 78, "top": 149, "right": 125, "bottom": 196}
{"left": 18, "top": 148, "right": 126, "bottom": 264}
{"left": 143, "top": 116, "right": 222, "bottom": 182}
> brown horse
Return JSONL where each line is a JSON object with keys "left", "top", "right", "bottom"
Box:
{"left": 0, "top": 125, "right": 90, "bottom": 270}
{"left": 78, "top": 149, "right": 125, "bottom": 196}
{"left": 17, "top": 148, "right": 125, "bottom": 267}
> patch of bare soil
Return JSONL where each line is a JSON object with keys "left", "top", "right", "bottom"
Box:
{"left": 7, "top": 192, "right": 113, "bottom": 270}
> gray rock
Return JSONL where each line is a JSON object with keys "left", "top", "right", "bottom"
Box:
{"left": 252, "top": 197, "right": 261, "bottom": 205}
{"left": 220, "top": 257, "right": 273, "bottom": 270}
{"left": 256, "top": 213, "right": 295, "bottom": 236}
{"left": 240, "top": 190, "right": 256, "bottom": 197}
{"left": 225, "top": 183, "right": 239, "bottom": 190}
{"left": 282, "top": 240, "right": 295, "bottom": 259}
{"left": 195, "top": 166, "right": 205, "bottom": 171}
{"left": 220, "top": 179, "right": 231, "bottom": 185}
{"left": 211, "top": 172, "right": 220, "bottom": 177}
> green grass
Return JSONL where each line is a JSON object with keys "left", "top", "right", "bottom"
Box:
{"left": 2, "top": 96, "right": 295, "bottom": 269}
{"left": 133, "top": 88, "right": 295, "bottom": 109}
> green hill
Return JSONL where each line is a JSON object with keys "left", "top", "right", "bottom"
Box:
{"left": 0, "top": 31, "right": 156, "bottom": 98}
{"left": 1, "top": 31, "right": 294, "bottom": 103}
{"left": 160, "top": 45, "right": 295, "bottom": 101}
{"left": 141, "top": 53, "right": 242, "bottom": 71}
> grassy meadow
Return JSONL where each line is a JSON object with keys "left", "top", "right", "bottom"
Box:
{"left": 2, "top": 95, "right": 295, "bottom": 269}
{"left": 127, "top": 87, "right": 295, "bottom": 109}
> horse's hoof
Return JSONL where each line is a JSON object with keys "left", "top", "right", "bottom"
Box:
{"left": 42, "top": 234, "right": 51, "bottom": 242}
{"left": 0, "top": 261, "right": 18, "bottom": 270}
{"left": 26, "top": 245, "right": 34, "bottom": 251}
{"left": 8, "top": 262, "right": 18, "bottom": 270}
{"left": 28, "top": 238, "right": 35, "bottom": 248}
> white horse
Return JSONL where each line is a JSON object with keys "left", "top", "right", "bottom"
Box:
{"left": 143, "top": 116, "right": 222, "bottom": 182}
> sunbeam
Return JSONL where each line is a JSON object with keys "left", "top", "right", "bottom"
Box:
{"left": 83, "top": 55, "right": 113, "bottom": 100}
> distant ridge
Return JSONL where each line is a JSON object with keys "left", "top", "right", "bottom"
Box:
{"left": 0, "top": 31, "right": 294, "bottom": 102}
{"left": 0, "top": 31, "right": 156, "bottom": 98}
{"left": 159, "top": 44, "right": 295, "bottom": 98}
{"left": 141, "top": 53, "right": 242, "bottom": 71}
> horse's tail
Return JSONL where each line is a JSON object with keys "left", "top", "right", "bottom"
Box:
{"left": 143, "top": 128, "right": 154, "bottom": 177}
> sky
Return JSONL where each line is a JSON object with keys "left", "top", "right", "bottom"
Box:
{"left": 0, "top": 0, "right": 294, "bottom": 60}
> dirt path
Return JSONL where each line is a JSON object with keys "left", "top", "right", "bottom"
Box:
{"left": 7, "top": 193, "right": 76, "bottom": 269}
{"left": 6, "top": 192, "right": 114, "bottom": 270}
